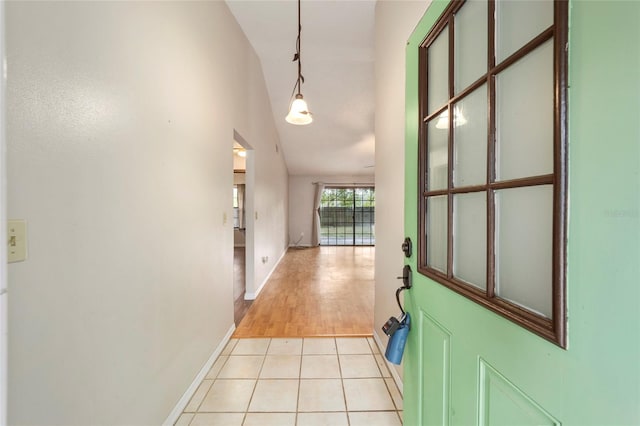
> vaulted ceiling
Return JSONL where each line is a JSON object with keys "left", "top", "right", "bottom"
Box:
{"left": 226, "top": 0, "right": 376, "bottom": 176}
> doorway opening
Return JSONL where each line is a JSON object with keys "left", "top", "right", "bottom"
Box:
{"left": 233, "top": 138, "right": 252, "bottom": 326}
{"left": 320, "top": 187, "right": 375, "bottom": 246}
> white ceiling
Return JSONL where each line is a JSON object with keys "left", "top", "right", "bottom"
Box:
{"left": 226, "top": 0, "right": 376, "bottom": 176}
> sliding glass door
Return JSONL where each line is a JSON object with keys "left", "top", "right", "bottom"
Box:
{"left": 319, "top": 187, "right": 375, "bottom": 246}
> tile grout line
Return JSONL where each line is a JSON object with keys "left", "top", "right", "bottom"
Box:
{"left": 191, "top": 380, "right": 214, "bottom": 414}
{"left": 368, "top": 336, "right": 403, "bottom": 420}
{"left": 183, "top": 339, "right": 239, "bottom": 417}
{"left": 380, "top": 366, "right": 403, "bottom": 412}
{"left": 335, "top": 337, "right": 353, "bottom": 426}
{"left": 368, "top": 337, "right": 388, "bottom": 378}
{"left": 295, "top": 338, "right": 305, "bottom": 426}
{"left": 247, "top": 337, "right": 272, "bottom": 421}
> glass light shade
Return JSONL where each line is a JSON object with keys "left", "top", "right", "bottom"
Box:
{"left": 286, "top": 94, "right": 313, "bottom": 125}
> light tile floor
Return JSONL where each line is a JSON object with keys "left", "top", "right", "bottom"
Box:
{"left": 176, "top": 337, "right": 403, "bottom": 426}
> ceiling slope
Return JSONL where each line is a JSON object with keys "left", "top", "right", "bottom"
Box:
{"left": 226, "top": 0, "right": 376, "bottom": 176}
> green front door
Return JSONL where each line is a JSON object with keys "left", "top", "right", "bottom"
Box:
{"left": 402, "top": 1, "right": 640, "bottom": 425}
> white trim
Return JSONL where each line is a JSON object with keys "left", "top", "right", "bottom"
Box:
{"left": 287, "top": 244, "right": 313, "bottom": 249}
{"left": 373, "top": 329, "right": 403, "bottom": 395}
{"left": 162, "top": 324, "right": 236, "bottom": 426}
{"left": 244, "top": 248, "right": 286, "bottom": 300}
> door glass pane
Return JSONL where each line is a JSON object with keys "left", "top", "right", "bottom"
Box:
{"left": 495, "top": 185, "right": 553, "bottom": 318}
{"left": 453, "top": 192, "right": 486, "bottom": 289}
{"left": 496, "top": 0, "right": 553, "bottom": 63}
{"left": 428, "top": 113, "right": 449, "bottom": 191}
{"left": 496, "top": 40, "right": 553, "bottom": 181}
{"left": 354, "top": 188, "right": 375, "bottom": 245}
{"left": 454, "top": 0, "right": 487, "bottom": 93}
{"left": 428, "top": 27, "right": 449, "bottom": 114}
{"left": 427, "top": 195, "right": 448, "bottom": 273}
{"left": 320, "top": 188, "right": 375, "bottom": 246}
{"left": 453, "top": 84, "right": 487, "bottom": 187}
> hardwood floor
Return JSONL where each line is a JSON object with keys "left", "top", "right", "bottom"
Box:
{"left": 233, "top": 246, "right": 375, "bottom": 338}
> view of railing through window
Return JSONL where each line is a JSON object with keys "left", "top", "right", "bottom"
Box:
{"left": 320, "top": 187, "right": 375, "bottom": 246}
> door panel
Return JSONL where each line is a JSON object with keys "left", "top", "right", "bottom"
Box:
{"left": 403, "top": 1, "right": 640, "bottom": 425}
{"left": 478, "top": 359, "right": 560, "bottom": 426}
{"left": 419, "top": 310, "right": 451, "bottom": 426}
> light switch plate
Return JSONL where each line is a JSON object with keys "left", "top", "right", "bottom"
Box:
{"left": 8, "top": 220, "right": 27, "bottom": 263}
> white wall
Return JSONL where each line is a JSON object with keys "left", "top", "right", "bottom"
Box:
{"left": 248, "top": 146, "right": 288, "bottom": 297}
{"left": 5, "top": 2, "right": 288, "bottom": 424}
{"left": 374, "top": 0, "right": 430, "bottom": 380}
{"left": 0, "top": 2, "right": 7, "bottom": 423}
{"left": 288, "top": 174, "right": 374, "bottom": 247}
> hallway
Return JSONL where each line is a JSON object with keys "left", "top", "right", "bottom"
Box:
{"left": 173, "top": 247, "right": 399, "bottom": 425}
{"left": 233, "top": 247, "right": 375, "bottom": 338}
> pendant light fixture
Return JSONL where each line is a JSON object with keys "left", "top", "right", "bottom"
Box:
{"left": 285, "top": 0, "right": 312, "bottom": 125}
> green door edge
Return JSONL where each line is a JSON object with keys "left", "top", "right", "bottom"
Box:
{"left": 402, "top": 1, "right": 640, "bottom": 425}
